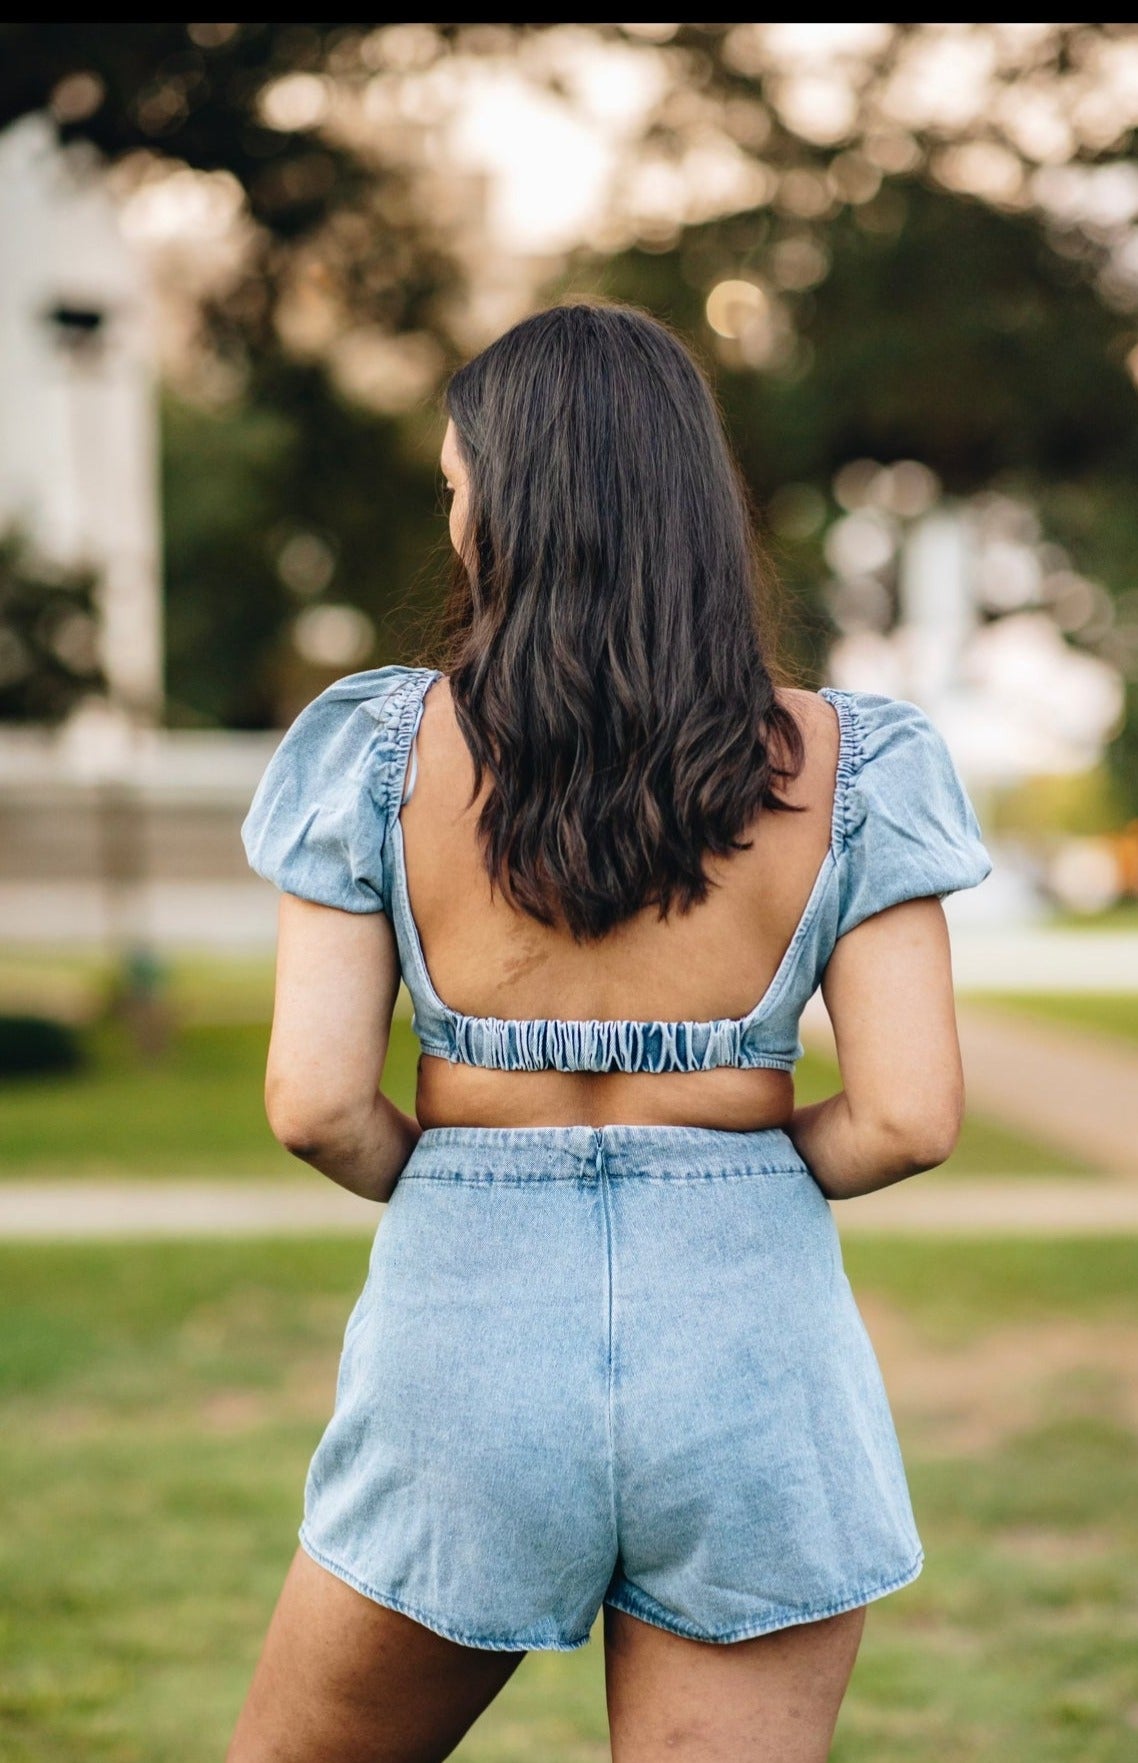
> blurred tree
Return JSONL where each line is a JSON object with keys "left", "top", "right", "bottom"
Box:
{"left": 5, "top": 20, "right": 1138, "bottom": 793}
{"left": 8, "top": 22, "right": 1138, "bottom": 360}
{"left": 617, "top": 24, "right": 1138, "bottom": 800}
{"left": 0, "top": 23, "right": 358, "bottom": 237}
{"left": 587, "top": 178, "right": 1138, "bottom": 799}
{"left": 0, "top": 22, "right": 462, "bottom": 358}
{"left": 0, "top": 24, "right": 465, "bottom": 724}
{"left": 162, "top": 365, "right": 444, "bottom": 729}
{"left": 0, "top": 533, "right": 105, "bottom": 722}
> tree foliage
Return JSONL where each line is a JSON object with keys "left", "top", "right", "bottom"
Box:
{"left": 4, "top": 22, "right": 1138, "bottom": 797}
{"left": 0, "top": 535, "right": 105, "bottom": 723}
{"left": 0, "top": 23, "right": 357, "bottom": 236}
{"left": 161, "top": 368, "right": 444, "bottom": 729}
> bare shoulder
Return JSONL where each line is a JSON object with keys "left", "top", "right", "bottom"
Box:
{"left": 414, "top": 672, "right": 481, "bottom": 798}
{"left": 419, "top": 671, "right": 459, "bottom": 743}
{"left": 769, "top": 687, "right": 840, "bottom": 807}
{"left": 776, "top": 684, "right": 832, "bottom": 718}
{"left": 774, "top": 685, "right": 840, "bottom": 747}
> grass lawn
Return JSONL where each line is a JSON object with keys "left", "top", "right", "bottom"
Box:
{"left": 1, "top": 1021, "right": 1087, "bottom": 1182}
{"left": 0, "top": 949, "right": 280, "bottom": 1029}
{"left": 1, "top": 1235, "right": 1135, "bottom": 1762}
{"left": 0, "top": 1015, "right": 421, "bottom": 1180}
{"left": 1042, "top": 901, "right": 1138, "bottom": 933}
{"left": 966, "top": 991, "right": 1138, "bottom": 1050}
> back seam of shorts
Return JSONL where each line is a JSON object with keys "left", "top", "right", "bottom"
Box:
{"left": 597, "top": 1137, "right": 621, "bottom": 1560}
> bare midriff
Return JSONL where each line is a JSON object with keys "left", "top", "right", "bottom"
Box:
{"left": 400, "top": 677, "right": 840, "bottom": 1133}
{"left": 415, "top": 1057, "right": 795, "bottom": 1132}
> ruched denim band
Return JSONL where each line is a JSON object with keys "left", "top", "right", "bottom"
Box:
{"left": 447, "top": 1013, "right": 754, "bottom": 1074}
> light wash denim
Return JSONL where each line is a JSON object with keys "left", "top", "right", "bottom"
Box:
{"left": 299, "top": 1124, "right": 924, "bottom": 1649}
{"left": 240, "top": 665, "right": 993, "bottom": 1648}
{"left": 241, "top": 665, "right": 993, "bottom": 1076}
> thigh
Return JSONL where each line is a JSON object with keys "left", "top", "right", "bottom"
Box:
{"left": 226, "top": 1548, "right": 525, "bottom": 1763}
{"left": 603, "top": 1602, "right": 866, "bottom": 1763}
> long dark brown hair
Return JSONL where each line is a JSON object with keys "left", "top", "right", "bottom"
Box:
{"left": 435, "top": 299, "right": 806, "bottom": 943}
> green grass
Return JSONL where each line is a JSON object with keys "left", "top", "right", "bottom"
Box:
{"left": 0, "top": 1025, "right": 1083, "bottom": 1183}
{"left": 966, "top": 992, "right": 1138, "bottom": 1049}
{"left": 1, "top": 1236, "right": 1135, "bottom": 1762}
{"left": 0, "top": 1016, "right": 422, "bottom": 1180}
{"left": 0, "top": 948, "right": 279, "bottom": 1027}
{"left": 0, "top": 1019, "right": 290, "bottom": 1179}
{"left": 838, "top": 1235, "right": 1138, "bottom": 1342}
{"left": 1041, "top": 901, "right": 1138, "bottom": 932}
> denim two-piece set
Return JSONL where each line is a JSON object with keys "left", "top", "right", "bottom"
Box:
{"left": 242, "top": 665, "right": 993, "bottom": 1651}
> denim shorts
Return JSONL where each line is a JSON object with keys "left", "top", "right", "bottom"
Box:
{"left": 299, "top": 1124, "right": 924, "bottom": 1651}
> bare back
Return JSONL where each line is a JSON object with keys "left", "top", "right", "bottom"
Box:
{"left": 401, "top": 678, "right": 841, "bottom": 1131}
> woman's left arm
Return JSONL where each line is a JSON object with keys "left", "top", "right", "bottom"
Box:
{"left": 785, "top": 896, "right": 965, "bottom": 1200}
{"left": 262, "top": 893, "right": 421, "bottom": 1202}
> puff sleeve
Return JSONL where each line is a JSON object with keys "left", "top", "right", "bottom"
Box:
{"left": 240, "top": 667, "right": 411, "bottom": 913}
{"left": 834, "top": 692, "right": 993, "bottom": 940}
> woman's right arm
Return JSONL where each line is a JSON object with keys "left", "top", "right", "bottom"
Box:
{"left": 785, "top": 895, "right": 966, "bottom": 1200}
{"left": 264, "top": 894, "right": 421, "bottom": 1203}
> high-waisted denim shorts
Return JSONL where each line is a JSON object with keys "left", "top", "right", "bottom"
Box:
{"left": 299, "top": 1123, "right": 924, "bottom": 1651}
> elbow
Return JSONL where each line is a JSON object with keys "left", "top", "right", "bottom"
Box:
{"left": 873, "top": 1093, "right": 964, "bottom": 1173}
{"left": 266, "top": 1103, "right": 332, "bottom": 1161}
{"left": 272, "top": 1120, "right": 329, "bottom": 1161}
{"left": 265, "top": 1080, "right": 373, "bottom": 1160}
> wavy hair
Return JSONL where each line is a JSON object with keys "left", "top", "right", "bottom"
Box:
{"left": 436, "top": 299, "right": 806, "bottom": 943}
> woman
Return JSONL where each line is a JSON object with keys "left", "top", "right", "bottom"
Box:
{"left": 229, "top": 301, "right": 992, "bottom": 1762}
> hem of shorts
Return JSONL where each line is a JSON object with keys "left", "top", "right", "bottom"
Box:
{"left": 603, "top": 1547, "right": 925, "bottom": 1644}
{"left": 298, "top": 1527, "right": 592, "bottom": 1653}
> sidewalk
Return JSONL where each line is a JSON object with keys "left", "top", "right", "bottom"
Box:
{"left": 0, "top": 1179, "right": 380, "bottom": 1239}
{"left": 956, "top": 1000, "right": 1138, "bottom": 1179}
{"left": 1, "top": 1175, "right": 1136, "bottom": 1239}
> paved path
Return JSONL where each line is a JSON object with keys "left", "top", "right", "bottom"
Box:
{"left": 832, "top": 1176, "right": 1138, "bottom": 1234}
{"left": 800, "top": 994, "right": 1138, "bottom": 1179}
{"left": 2, "top": 1176, "right": 1137, "bottom": 1239}
{"left": 955, "top": 1001, "right": 1138, "bottom": 1178}
{"left": 0, "top": 1180, "right": 381, "bottom": 1239}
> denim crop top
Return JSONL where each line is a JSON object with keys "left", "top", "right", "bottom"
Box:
{"left": 241, "top": 665, "right": 993, "bottom": 1075}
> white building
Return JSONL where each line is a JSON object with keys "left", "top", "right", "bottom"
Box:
{"left": 0, "top": 118, "right": 283, "bottom": 953}
{"left": 0, "top": 113, "right": 163, "bottom": 720}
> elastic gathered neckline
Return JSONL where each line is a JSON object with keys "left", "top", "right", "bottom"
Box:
{"left": 819, "top": 685, "right": 866, "bottom": 850}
